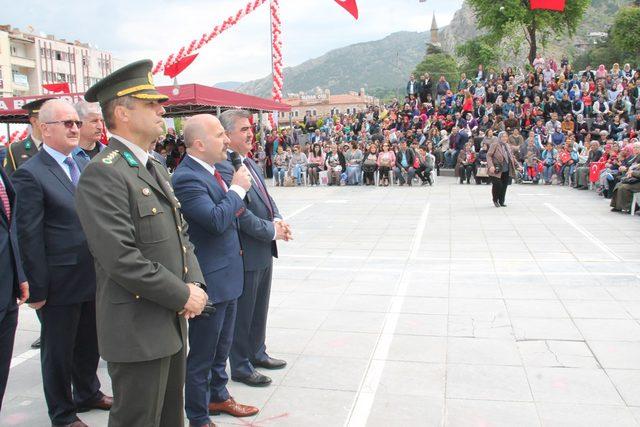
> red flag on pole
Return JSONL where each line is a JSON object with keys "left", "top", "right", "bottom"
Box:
{"left": 42, "top": 82, "right": 70, "bottom": 94}
{"left": 530, "top": 0, "right": 565, "bottom": 11}
{"left": 333, "top": 0, "right": 359, "bottom": 19}
{"left": 164, "top": 53, "right": 199, "bottom": 79}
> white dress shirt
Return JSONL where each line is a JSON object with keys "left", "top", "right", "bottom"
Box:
{"left": 189, "top": 155, "right": 246, "bottom": 199}
{"left": 42, "top": 144, "right": 75, "bottom": 181}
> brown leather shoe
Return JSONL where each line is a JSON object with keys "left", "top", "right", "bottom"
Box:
{"left": 208, "top": 397, "right": 259, "bottom": 417}
{"left": 77, "top": 394, "right": 113, "bottom": 412}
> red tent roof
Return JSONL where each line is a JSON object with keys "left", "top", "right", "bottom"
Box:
{"left": 0, "top": 84, "right": 290, "bottom": 123}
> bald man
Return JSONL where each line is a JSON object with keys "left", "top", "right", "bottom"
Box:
{"left": 172, "top": 115, "right": 258, "bottom": 427}
{"left": 11, "top": 99, "right": 111, "bottom": 427}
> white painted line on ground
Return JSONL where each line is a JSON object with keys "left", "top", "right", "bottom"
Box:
{"left": 345, "top": 203, "right": 429, "bottom": 427}
{"left": 284, "top": 204, "right": 313, "bottom": 220}
{"left": 324, "top": 199, "right": 348, "bottom": 204}
{"left": 409, "top": 203, "right": 431, "bottom": 261}
{"left": 544, "top": 203, "right": 622, "bottom": 262}
{"left": 10, "top": 349, "right": 39, "bottom": 368}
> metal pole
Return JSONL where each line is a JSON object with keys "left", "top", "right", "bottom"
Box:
{"left": 216, "top": 106, "right": 221, "bottom": 116}
{"left": 258, "top": 110, "right": 264, "bottom": 146}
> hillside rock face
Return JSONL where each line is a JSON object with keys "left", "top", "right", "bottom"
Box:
{"left": 236, "top": 31, "right": 430, "bottom": 98}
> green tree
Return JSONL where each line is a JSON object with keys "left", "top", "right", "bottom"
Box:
{"left": 465, "top": 0, "right": 590, "bottom": 65}
{"left": 609, "top": 5, "right": 640, "bottom": 60}
{"left": 456, "top": 36, "right": 500, "bottom": 76}
{"left": 414, "top": 53, "right": 459, "bottom": 89}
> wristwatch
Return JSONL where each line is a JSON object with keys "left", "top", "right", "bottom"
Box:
{"left": 192, "top": 281, "right": 207, "bottom": 292}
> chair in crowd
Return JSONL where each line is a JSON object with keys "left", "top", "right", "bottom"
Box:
{"left": 632, "top": 193, "right": 640, "bottom": 216}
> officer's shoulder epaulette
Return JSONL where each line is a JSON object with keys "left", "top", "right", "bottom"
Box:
{"left": 101, "top": 149, "right": 121, "bottom": 165}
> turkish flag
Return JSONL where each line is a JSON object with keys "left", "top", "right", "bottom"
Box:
{"left": 42, "top": 82, "right": 70, "bottom": 94}
{"left": 164, "top": 53, "right": 199, "bottom": 79}
{"left": 334, "top": 0, "right": 359, "bottom": 19}
{"left": 530, "top": 0, "right": 565, "bottom": 11}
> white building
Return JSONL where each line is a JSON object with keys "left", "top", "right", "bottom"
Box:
{"left": 0, "top": 25, "right": 114, "bottom": 97}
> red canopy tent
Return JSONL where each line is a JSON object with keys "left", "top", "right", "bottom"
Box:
{"left": 0, "top": 84, "right": 290, "bottom": 124}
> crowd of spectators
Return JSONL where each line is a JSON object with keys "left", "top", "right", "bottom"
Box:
{"left": 146, "top": 57, "right": 640, "bottom": 213}
{"left": 0, "top": 58, "right": 636, "bottom": 206}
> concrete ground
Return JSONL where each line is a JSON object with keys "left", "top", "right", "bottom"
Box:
{"left": 2, "top": 175, "right": 640, "bottom": 426}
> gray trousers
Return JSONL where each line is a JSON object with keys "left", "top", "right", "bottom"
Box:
{"left": 107, "top": 348, "right": 185, "bottom": 427}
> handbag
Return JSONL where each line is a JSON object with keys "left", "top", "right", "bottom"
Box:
{"left": 476, "top": 166, "right": 489, "bottom": 177}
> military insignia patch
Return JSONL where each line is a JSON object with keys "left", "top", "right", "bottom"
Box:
{"left": 122, "top": 151, "right": 139, "bottom": 167}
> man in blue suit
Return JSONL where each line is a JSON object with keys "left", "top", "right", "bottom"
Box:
{"left": 11, "top": 99, "right": 111, "bottom": 427}
{"left": 173, "top": 114, "right": 259, "bottom": 427}
{"left": 217, "top": 110, "right": 291, "bottom": 388}
{"left": 0, "top": 167, "right": 29, "bottom": 411}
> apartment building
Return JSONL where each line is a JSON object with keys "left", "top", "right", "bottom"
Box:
{"left": 0, "top": 25, "right": 114, "bottom": 97}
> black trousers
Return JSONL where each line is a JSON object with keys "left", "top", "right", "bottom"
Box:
{"left": 230, "top": 265, "right": 273, "bottom": 378}
{"left": 108, "top": 348, "right": 185, "bottom": 427}
{"left": 40, "top": 301, "right": 101, "bottom": 425}
{"left": 491, "top": 172, "right": 511, "bottom": 204}
{"left": 0, "top": 305, "right": 18, "bottom": 412}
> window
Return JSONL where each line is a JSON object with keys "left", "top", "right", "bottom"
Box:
{"left": 293, "top": 111, "right": 299, "bottom": 117}
{"left": 55, "top": 72, "right": 66, "bottom": 82}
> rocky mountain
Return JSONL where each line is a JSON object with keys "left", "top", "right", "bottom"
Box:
{"left": 439, "top": 0, "right": 633, "bottom": 65}
{"left": 235, "top": 31, "right": 430, "bottom": 98}
{"left": 214, "top": 81, "right": 243, "bottom": 90}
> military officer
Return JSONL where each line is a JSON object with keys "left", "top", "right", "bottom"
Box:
{"left": 3, "top": 97, "right": 53, "bottom": 176}
{"left": 75, "top": 59, "right": 209, "bottom": 427}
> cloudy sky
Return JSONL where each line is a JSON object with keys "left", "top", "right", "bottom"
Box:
{"left": 5, "top": 0, "right": 463, "bottom": 86}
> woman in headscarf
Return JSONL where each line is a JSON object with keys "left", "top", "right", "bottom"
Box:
{"left": 487, "top": 131, "right": 521, "bottom": 206}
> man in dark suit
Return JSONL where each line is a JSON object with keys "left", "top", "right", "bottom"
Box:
{"left": 173, "top": 114, "right": 258, "bottom": 427}
{"left": 393, "top": 140, "right": 416, "bottom": 186}
{"left": 217, "top": 109, "right": 291, "bottom": 387}
{"left": 76, "top": 59, "right": 209, "bottom": 427}
{"left": 0, "top": 167, "right": 29, "bottom": 411}
{"left": 419, "top": 73, "right": 433, "bottom": 102}
{"left": 3, "top": 97, "right": 53, "bottom": 176}
{"left": 12, "top": 99, "right": 112, "bottom": 427}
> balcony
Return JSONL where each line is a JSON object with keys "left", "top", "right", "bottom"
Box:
{"left": 10, "top": 55, "right": 36, "bottom": 69}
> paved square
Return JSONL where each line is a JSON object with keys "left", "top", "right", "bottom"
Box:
{"left": 2, "top": 176, "right": 640, "bottom": 426}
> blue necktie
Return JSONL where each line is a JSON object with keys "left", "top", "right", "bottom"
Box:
{"left": 63, "top": 157, "right": 80, "bottom": 186}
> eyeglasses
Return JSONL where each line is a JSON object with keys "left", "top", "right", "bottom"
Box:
{"left": 45, "top": 120, "right": 83, "bottom": 129}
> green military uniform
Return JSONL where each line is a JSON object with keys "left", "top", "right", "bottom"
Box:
{"left": 3, "top": 135, "right": 40, "bottom": 176}
{"left": 75, "top": 60, "right": 204, "bottom": 427}
{"left": 3, "top": 97, "right": 52, "bottom": 176}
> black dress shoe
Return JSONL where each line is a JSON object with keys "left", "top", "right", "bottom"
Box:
{"left": 500, "top": 203, "right": 507, "bottom": 207}
{"left": 232, "top": 371, "right": 272, "bottom": 387}
{"left": 493, "top": 201, "right": 501, "bottom": 208}
{"left": 31, "top": 338, "right": 41, "bottom": 349}
{"left": 253, "top": 357, "right": 287, "bottom": 370}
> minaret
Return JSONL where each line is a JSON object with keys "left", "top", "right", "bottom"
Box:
{"left": 430, "top": 13, "right": 439, "bottom": 46}
{"left": 426, "top": 12, "right": 441, "bottom": 54}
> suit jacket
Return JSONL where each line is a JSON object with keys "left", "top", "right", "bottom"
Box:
{"left": 11, "top": 148, "right": 95, "bottom": 306}
{"left": 487, "top": 140, "right": 520, "bottom": 179}
{"left": 75, "top": 137, "right": 204, "bottom": 363}
{"left": 3, "top": 135, "right": 40, "bottom": 176}
{"left": 395, "top": 149, "right": 416, "bottom": 169}
{"left": 0, "top": 168, "right": 25, "bottom": 311}
{"left": 217, "top": 155, "right": 281, "bottom": 272}
{"left": 172, "top": 155, "right": 244, "bottom": 304}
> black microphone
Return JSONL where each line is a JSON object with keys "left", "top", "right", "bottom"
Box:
{"left": 229, "top": 151, "right": 252, "bottom": 204}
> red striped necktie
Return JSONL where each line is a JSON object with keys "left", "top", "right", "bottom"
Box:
{"left": 214, "top": 170, "right": 228, "bottom": 192}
